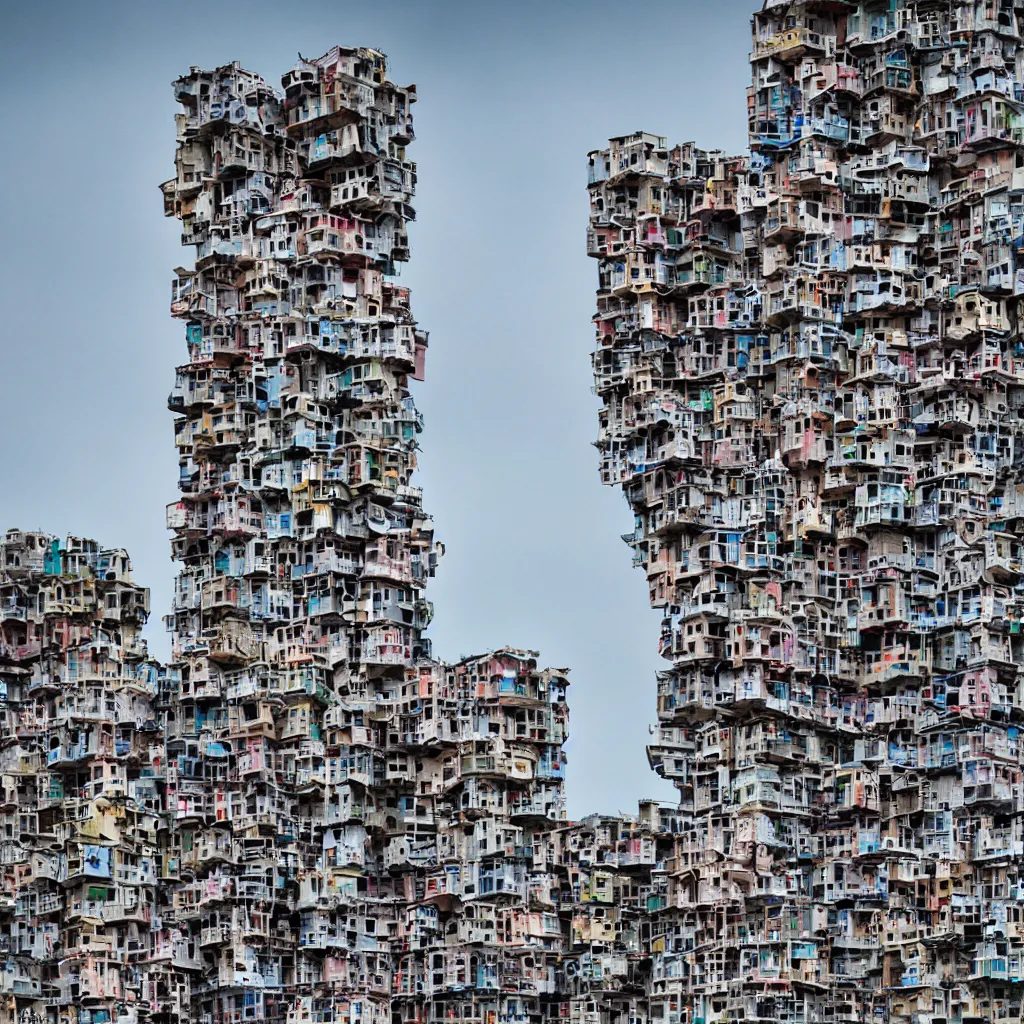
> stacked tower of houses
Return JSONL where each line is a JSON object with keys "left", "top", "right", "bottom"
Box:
{"left": 589, "top": 0, "right": 1024, "bottom": 1021}
{"left": 155, "top": 50, "right": 580, "bottom": 1024}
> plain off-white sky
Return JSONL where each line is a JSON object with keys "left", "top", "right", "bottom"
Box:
{"left": 0, "top": 0, "right": 753, "bottom": 816}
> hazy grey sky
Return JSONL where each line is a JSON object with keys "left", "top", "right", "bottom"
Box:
{"left": 0, "top": 0, "right": 752, "bottom": 816}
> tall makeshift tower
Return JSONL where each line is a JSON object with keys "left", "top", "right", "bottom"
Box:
{"left": 589, "top": 1, "right": 1024, "bottom": 1021}
{"left": 158, "top": 50, "right": 574, "bottom": 1024}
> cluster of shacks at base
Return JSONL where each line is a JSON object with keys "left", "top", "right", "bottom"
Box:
{"left": 9, "top": 2, "right": 1024, "bottom": 1024}
{"left": 0, "top": 526, "right": 599, "bottom": 1024}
